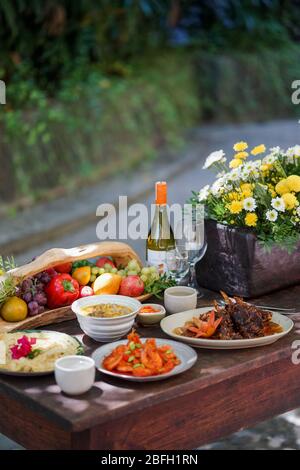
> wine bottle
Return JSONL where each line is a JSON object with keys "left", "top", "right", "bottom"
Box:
{"left": 146, "top": 181, "right": 175, "bottom": 273}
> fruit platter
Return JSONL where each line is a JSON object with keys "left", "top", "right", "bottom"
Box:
{"left": 0, "top": 241, "right": 175, "bottom": 333}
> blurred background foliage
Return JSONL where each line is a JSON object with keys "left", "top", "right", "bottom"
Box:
{"left": 1, "top": 0, "right": 300, "bottom": 206}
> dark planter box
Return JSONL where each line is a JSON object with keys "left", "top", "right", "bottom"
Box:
{"left": 196, "top": 219, "right": 300, "bottom": 298}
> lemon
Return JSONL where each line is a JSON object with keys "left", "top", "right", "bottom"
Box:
{"left": 1, "top": 296, "right": 28, "bottom": 322}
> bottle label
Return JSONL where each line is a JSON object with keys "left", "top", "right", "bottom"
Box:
{"left": 147, "top": 249, "right": 175, "bottom": 274}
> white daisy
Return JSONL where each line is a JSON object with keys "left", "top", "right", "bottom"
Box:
{"left": 203, "top": 150, "right": 226, "bottom": 169}
{"left": 270, "top": 146, "right": 282, "bottom": 154}
{"left": 198, "top": 185, "right": 210, "bottom": 202}
{"left": 271, "top": 197, "right": 286, "bottom": 212}
{"left": 243, "top": 197, "right": 257, "bottom": 212}
{"left": 228, "top": 168, "right": 241, "bottom": 182}
{"left": 296, "top": 206, "right": 300, "bottom": 217}
{"left": 263, "top": 154, "right": 276, "bottom": 165}
{"left": 266, "top": 209, "right": 278, "bottom": 222}
{"left": 211, "top": 177, "right": 225, "bottom": 196}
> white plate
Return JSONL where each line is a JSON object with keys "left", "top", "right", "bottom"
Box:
{"left": 160, "top": 307, "right": 294, "bottom": 349}
{"left": 92, "top": 338, "right": 197, "bottom": 382}
{"left": 0, "top": 330, "right": 84, "bottom": 376}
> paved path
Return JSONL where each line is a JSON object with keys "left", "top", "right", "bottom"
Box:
{"left": 1, "top": 119, "right": 300, "bottom": 449}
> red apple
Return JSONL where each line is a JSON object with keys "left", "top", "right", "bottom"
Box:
{"left": 96, "top": 257, "right": 116, "bottom": 269}
{"left": 119, "top": 275, "right": 144, "bottom": 297}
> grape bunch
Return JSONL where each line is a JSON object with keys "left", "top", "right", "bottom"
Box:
{"left": 20, "top": 269, "right": 56, "bottom": 316}
{"left": 122, "top": 259, "right": 159, "bottom": 288}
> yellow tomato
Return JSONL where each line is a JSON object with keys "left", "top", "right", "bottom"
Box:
{"left": 1, "top": 296, "right": 28, "bottom": 322}
{"left": 72, "top": 266, "right": 91, "bottom": 286}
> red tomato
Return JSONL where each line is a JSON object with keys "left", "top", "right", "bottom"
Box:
{"left": 54, "top": 262, "right": 72, "bottom": 274}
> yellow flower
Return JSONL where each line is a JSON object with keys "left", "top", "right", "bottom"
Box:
{"left": 228, "top": 200, "right": 243, "bottom": 214}
{"left": 229, "top": 158, "right": 242, "bottom": 169}
{"left": 275, "top": 179, "right": 290, "bottom": 195}
{"left": 228, "top": 191, "right": 239, "bottom": 201}
{"left": 282, "top": 193, "right": 298, "bottom": 210}
{"left": 251, "top": 144, "right": 266, "bottom": 156}
{"left": 286, "top": 175, "right": 300, "bottom": 193}
{"left": 234, "top": 151, "right": 248, "bottom": 160}
{"left": 233, "top": 141, "right": 248, "bottom": 152}
{"left": 261, "top": 164, "right": 271, "bottom": 172}
{"left": 245, "top": 213, "right": 258, "bottom": 227}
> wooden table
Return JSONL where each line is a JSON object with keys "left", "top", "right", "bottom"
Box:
{"left": 1, "top": 285, "right": 300, "bottom": 450}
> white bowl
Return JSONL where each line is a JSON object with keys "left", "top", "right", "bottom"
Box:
{"left": 137, "top": 304, "right": 166, "bottom": 326}
{"left": 71, "top": 295, "right": 141, "bottom": 342}
{"left": 55, "top": 355, "right": 95, "bottom": 395}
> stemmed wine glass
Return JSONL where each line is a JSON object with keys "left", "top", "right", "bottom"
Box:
{"left": 175, "top": 205, "right": 207, "bottom": 297}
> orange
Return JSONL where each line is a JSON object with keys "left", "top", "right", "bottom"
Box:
{"left": 93, "top": 273, "right": 122, "bottom": 295}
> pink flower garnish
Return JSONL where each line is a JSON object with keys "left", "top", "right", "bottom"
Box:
{"left": 10, "top": 335, "right": 37, "bottom": 360}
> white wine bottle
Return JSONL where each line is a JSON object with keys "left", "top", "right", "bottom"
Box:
{"left": 146, "top": 181, "right": 175, "bottom": 273}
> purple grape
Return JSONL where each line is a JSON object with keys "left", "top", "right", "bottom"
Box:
{"left": 28, "top": 308, "right": 39, "bottom": 317}
{"left": 47, "top": 268, "right": 57, "bottom": 278}
{"left": 37, "top": 305, "right": 45, "bottom": 314}
{"left": 28, "top": 301, "right": 38, "bottom": 311}
{"left": 22, "top": 292, "right": 32, "bottom": 303}
{"left": 22, "top": 278, "right": 33, "bottom": 291}
{"left": 40, "top": 273, "right": 51, "bottom": 284}
{"left": 33, "top": 292, "right": 47, "bottom": 306}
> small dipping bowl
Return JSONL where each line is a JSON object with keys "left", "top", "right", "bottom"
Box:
{"left": 137, "top": 303, "right": 166, "bottom": 327}
{"left": 55, "top": 355, "right": 95, "bottom": 395}
{"left": 164, "top": 286, "right": 197, "bottom": 314}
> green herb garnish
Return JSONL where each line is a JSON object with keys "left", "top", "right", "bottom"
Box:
{"left": 144, "top": 273, "right": 176, "bottom": 299}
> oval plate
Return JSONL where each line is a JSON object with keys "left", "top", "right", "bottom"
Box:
{"left": 92, "top": 338, "right": 197, "bottom": 382}
{"left": 160, "top": 308, "right": 294, "bottom": 350}
{"left": 0, "top": 330, "right": 84, "bottom": 376}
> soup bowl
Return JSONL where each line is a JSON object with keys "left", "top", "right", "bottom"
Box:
{"left": 72, "top": 295, "right": 141, "bottom": 342}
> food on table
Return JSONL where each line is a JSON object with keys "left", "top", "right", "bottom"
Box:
{"left": 1, "top": 297, "right": 28, "bottom": 322}
{"left": 0, "top": 331, "right": 83, "bottom": 373}
{"left": 54, "top": 262, "right": 72, "bottom": 274}
{"left": 119, "top": 275, "right": 144, "bottom": 297}
{"left": 79, "top": 286, "right": 94, "bottom": 298}
{"left": 45, "top": 274, "right": 80, "bottom": 309}
{"left": 174, "top": 292, "right": 283, "bottom": 340}
{"left": 0, "top": 249, "right": 175, "bottom": 323}
{"left": 93, "top": 272, "right": 122, "bottom": 295}
{"left": 81, "top": 303, "right": 133, "bottom": 318}
{"left": 96, "top": 257, "right": 116, "bottom": 269}
{"left": 72, "top": 266, "right": 91, "bottom": 286}
{"left": 146, "top": 181, "right": 175, "bottom": 273}
{"left": 139, "top": 305, "right": 160, "bottom": 314}
{"left": 102, "top": 330, "right": 180, "bottom": 377}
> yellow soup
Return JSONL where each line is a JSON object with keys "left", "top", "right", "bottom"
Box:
{"left": 82, "top": 303, "right": 133, "bottom": 318}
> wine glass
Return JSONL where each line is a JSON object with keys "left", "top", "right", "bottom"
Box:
{"left": 165, "top": 249, "right": 190, "bottom": 284}
{"left": 175, "top": 205, "right": 207, "bottom": 296}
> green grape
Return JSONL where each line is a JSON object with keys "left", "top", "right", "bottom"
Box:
{"left": 140, "top": 274, "right": 148, "bottom": 283}
{"left": 104, "top": 263, "right": 112, "bottom": 272}
{"left": 90, "top": 274, "right": 96, "bottom": 282}
{"left": 99, "top": 268, "right": 105, "bottom": 274}
{"left": 118, "top": 270, "right": 126, "bottom": 277}
{"left": 127, "top": 270, "right": 137, "bottom": 276}
{"left": 141, "top": 267, "right": 150, "bottom": 275}
{"left": 149, "top": 266, "right": 158, "bottom": 274}
{"left": 91, "top": 267, "right": 99, "bottom": 275}
{"left": 127, "top": 260, "right": 139, "bottom": 271}
{"left": 111, "top": 268, "right": 118, "bottom": 274}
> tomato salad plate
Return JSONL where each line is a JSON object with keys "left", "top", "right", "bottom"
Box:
{"left": 92, "top": 330, "right": 197, "bottom": 382}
